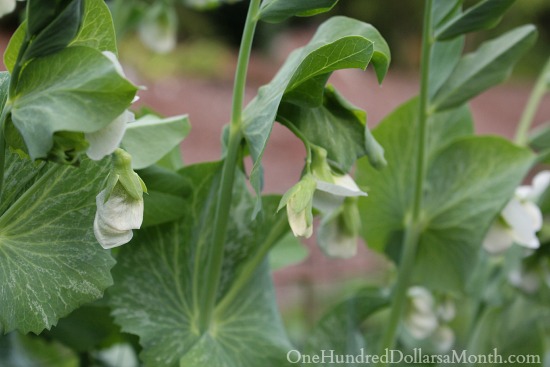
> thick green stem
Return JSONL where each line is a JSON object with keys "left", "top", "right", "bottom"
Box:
{"left": 198, "top": 0, "right": 261, "bottom": 333}
{"left": 514, "top": 58, "right": 550, "bottom": 146}
{"left": 214, "top": 215, "right": 288, "bottom": 318}
{"left": 379, "top": 0, "right": 434, "bottom": 358}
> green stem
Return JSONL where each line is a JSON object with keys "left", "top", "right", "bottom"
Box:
{"left": 214, "top": 214, "right": 288, "bottom": 318}
{"left": 198, "top": 0, "right": 261, "bottom": 333}
{"left": 514, "top": 57, "right": 550, "bottom": 146}
{"left": 277, "top": 115, "right": 312, "bottom": 171}
{"left": 379, "top": 0, "right": 434, "bottom": 358}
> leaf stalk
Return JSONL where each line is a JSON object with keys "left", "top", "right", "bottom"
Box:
{"left": 378, "top": 0, "right": 434, "bottom": 359}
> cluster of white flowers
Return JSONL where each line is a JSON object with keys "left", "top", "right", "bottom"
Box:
{"left": 279, "top": 147, "right": 366, "bottom": 258}
{"left": 404, "top": 287, "right": 456, "bottom": 353}
{"left": 483, "top": 171, "right": 550, "bottom": 254}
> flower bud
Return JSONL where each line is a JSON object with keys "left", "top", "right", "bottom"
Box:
{"left": 278, "top": 174, "right": 316, "bottom": 238}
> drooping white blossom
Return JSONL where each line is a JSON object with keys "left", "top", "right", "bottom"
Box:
{"left": 0, "top": 0, "right": 18, "bottom": 18}
{"left": 95, "top": 343, "right": 139, "bottom": 367}
{"left": 138, "top": 5, "right": 177, "bottom": 54}
{"left": 86, "top": 110, "right": 134, "bottom": 161}
{"left": 93, "top": 149, "right": 146, "bottom": 249}
{"left": 317, "top": 197, "right": 361, "bottom": 259}
{"left": 483, "top": 171, "right": 550, "bottom": 254}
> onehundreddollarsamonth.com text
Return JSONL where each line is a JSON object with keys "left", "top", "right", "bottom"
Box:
{"left": 287, "top": 348, "right": 542, "bottom": 365}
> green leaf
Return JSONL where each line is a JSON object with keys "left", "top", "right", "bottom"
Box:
{"left": 279, "top": 85, "right": 380, "bottom": 171}
{"left": 429, "top": 1, "right": 464, "bottom": 100}
{"left": 24, "top": 0, "right": 85, "bottom": 61}
{"left": 4, "top": 0, "right": 116, "bottom": 74}
{"left": 357, "top": 99, "right": 534, "bottom": 292}
{"left": 431, "top": 25, "right": 537, "bottom": 112}
{"left": 259, "top": 0, "right": 338, "bottom": 23}
{"left": 269, "top": 233, "right": 309, "bottom": 271}
{"left": 44, "top": 304, "right": 123, "bottom": 352}
{"left": 3, "top": 23, "right": 26, "bottom": 74}
{"left": 305, "top": 288, "right": 389, "bottom": 366}
{"left": 122, "top": 114, "right": 190, "bottom": 170}
{"left": 243, "top": 16, "right": 390, "bottom": 212}
{"left": 468, "top": 299, "right": 548, "bottom": 366}
{"left": 0, "top": 150, "right": 114, "bottom": 334}
{"left": 529, "top": 122, "right": 550, "bottom": 152}
{"left": 109, "top": 163, "right": 294, "bottom": 367}
{"left": 69, "top": 0, "right": 118, "bottom": 54}
{"left": 10, "top": 46, "right": 137, "bottom": 160}
{"left": 137, "top": 165, "right": 193, "bottom": 227}
{"left": 436, "top": 0, "right": 516, "bottom": 41}
{"left": 0, "top": 333, "right": 78, "bottom": 367}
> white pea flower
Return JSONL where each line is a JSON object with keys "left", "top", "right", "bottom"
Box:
{"left": 404, "top": 287, "right": 456, "bottom": 353}
{"left": 94, "top": 149, "right": 146, "bottom": 249}
{"left": 86, "top": 110, "right": 134, "bottom": 161}
{"left": 404, "top": 287, "right": 439, "bottom": 339}
{"left": 483, "top": 171, "right": 550, "bottom": 254}
{"left": 317, "top": 197, "right": 361, "bottom": 259}
{"left": 311, "top": 146, "right": 367, "bottom": 213}
{"left": 95, "top": 343, "right": 139, "bottom": 367}
{"left": 138, "top": 4, "right": 177, "bottom": 54}
{"left": 0, "top": 0, "right": 23, "bottom": 18}
{"left": 278, "top": 174, "right": 316, "bottom": 238}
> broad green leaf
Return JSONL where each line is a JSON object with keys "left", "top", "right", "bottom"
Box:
{"left": 431, "top": 25, "right": 537, "bottom": 112}
{"left": 137, "top": 165, "right": 193, "bottom": 227}
{"left": 0, "top": 150, "right": 114, "bottom": 334}
{"left": 0, "top": 333, "right": 78, "bottom": 367}
{"left": 3, "top": 23, "right": 26, "bottom": 73}
{"left": 156, "top": 146, "right": 185, "bottom": 171}
{"left": 305, "top": 288, "right": 389, "bottom": 366}
{"left": 278, "top": 85, "right": 380, "bottom": 171}
{"left": 243, "top": 16, "right": 390, "bottom": 212}
{"left": 259, "top": 0, "right": 338, "bottom": 23}
{"left": 269, "top": 233, "right": 309, "bottom": 271}
{"left": 69, "top": 0, "right": 118, "bottom": 54}
{"left": 436, "top": 0, "right": 516, "bottom": 41}
{"left": 529, "top": 122, "right": 550, "bottom": 152}
{"left": 24, "top": 0, "right": 84, "bottom": 61}
{"left": 122, "top": 114, "right": 190, "bottom": 170}
{"left": 357, "top": 99, "right": 534, "bottom": 292}
{"left": 468, "top": 299, "right": 548, "bottom": 366}
{"left": 44, "top": 304, "right": 124, "bottom": 352}
{"left": 4, "top": 0, "right": 115, "bottom": 73}
{"left": 10, "top": 46, "right": 137, "bottom": 160}
{"left": 109, "top": 163, "right": 294, "bottom": 367}
{"left": 429, "top": 1, "right": 464, "bottom": 100}
{"left": 432, "top": 0, "right": 462, "bottom": 28}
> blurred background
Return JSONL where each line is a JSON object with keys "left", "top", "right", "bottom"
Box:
{"left": 1, "top": 0, "right": 549, "bottom": 347}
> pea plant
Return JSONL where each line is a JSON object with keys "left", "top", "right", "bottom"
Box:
{"left": 0, "top": 0, "right": 549, "bottom": 366}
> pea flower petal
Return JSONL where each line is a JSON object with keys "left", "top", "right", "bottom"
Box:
{"left": 86, "top": 110, "right": 134, "bottom": 161}
{"left": 94, "top": 184, "right": 143, "bottom": 249}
